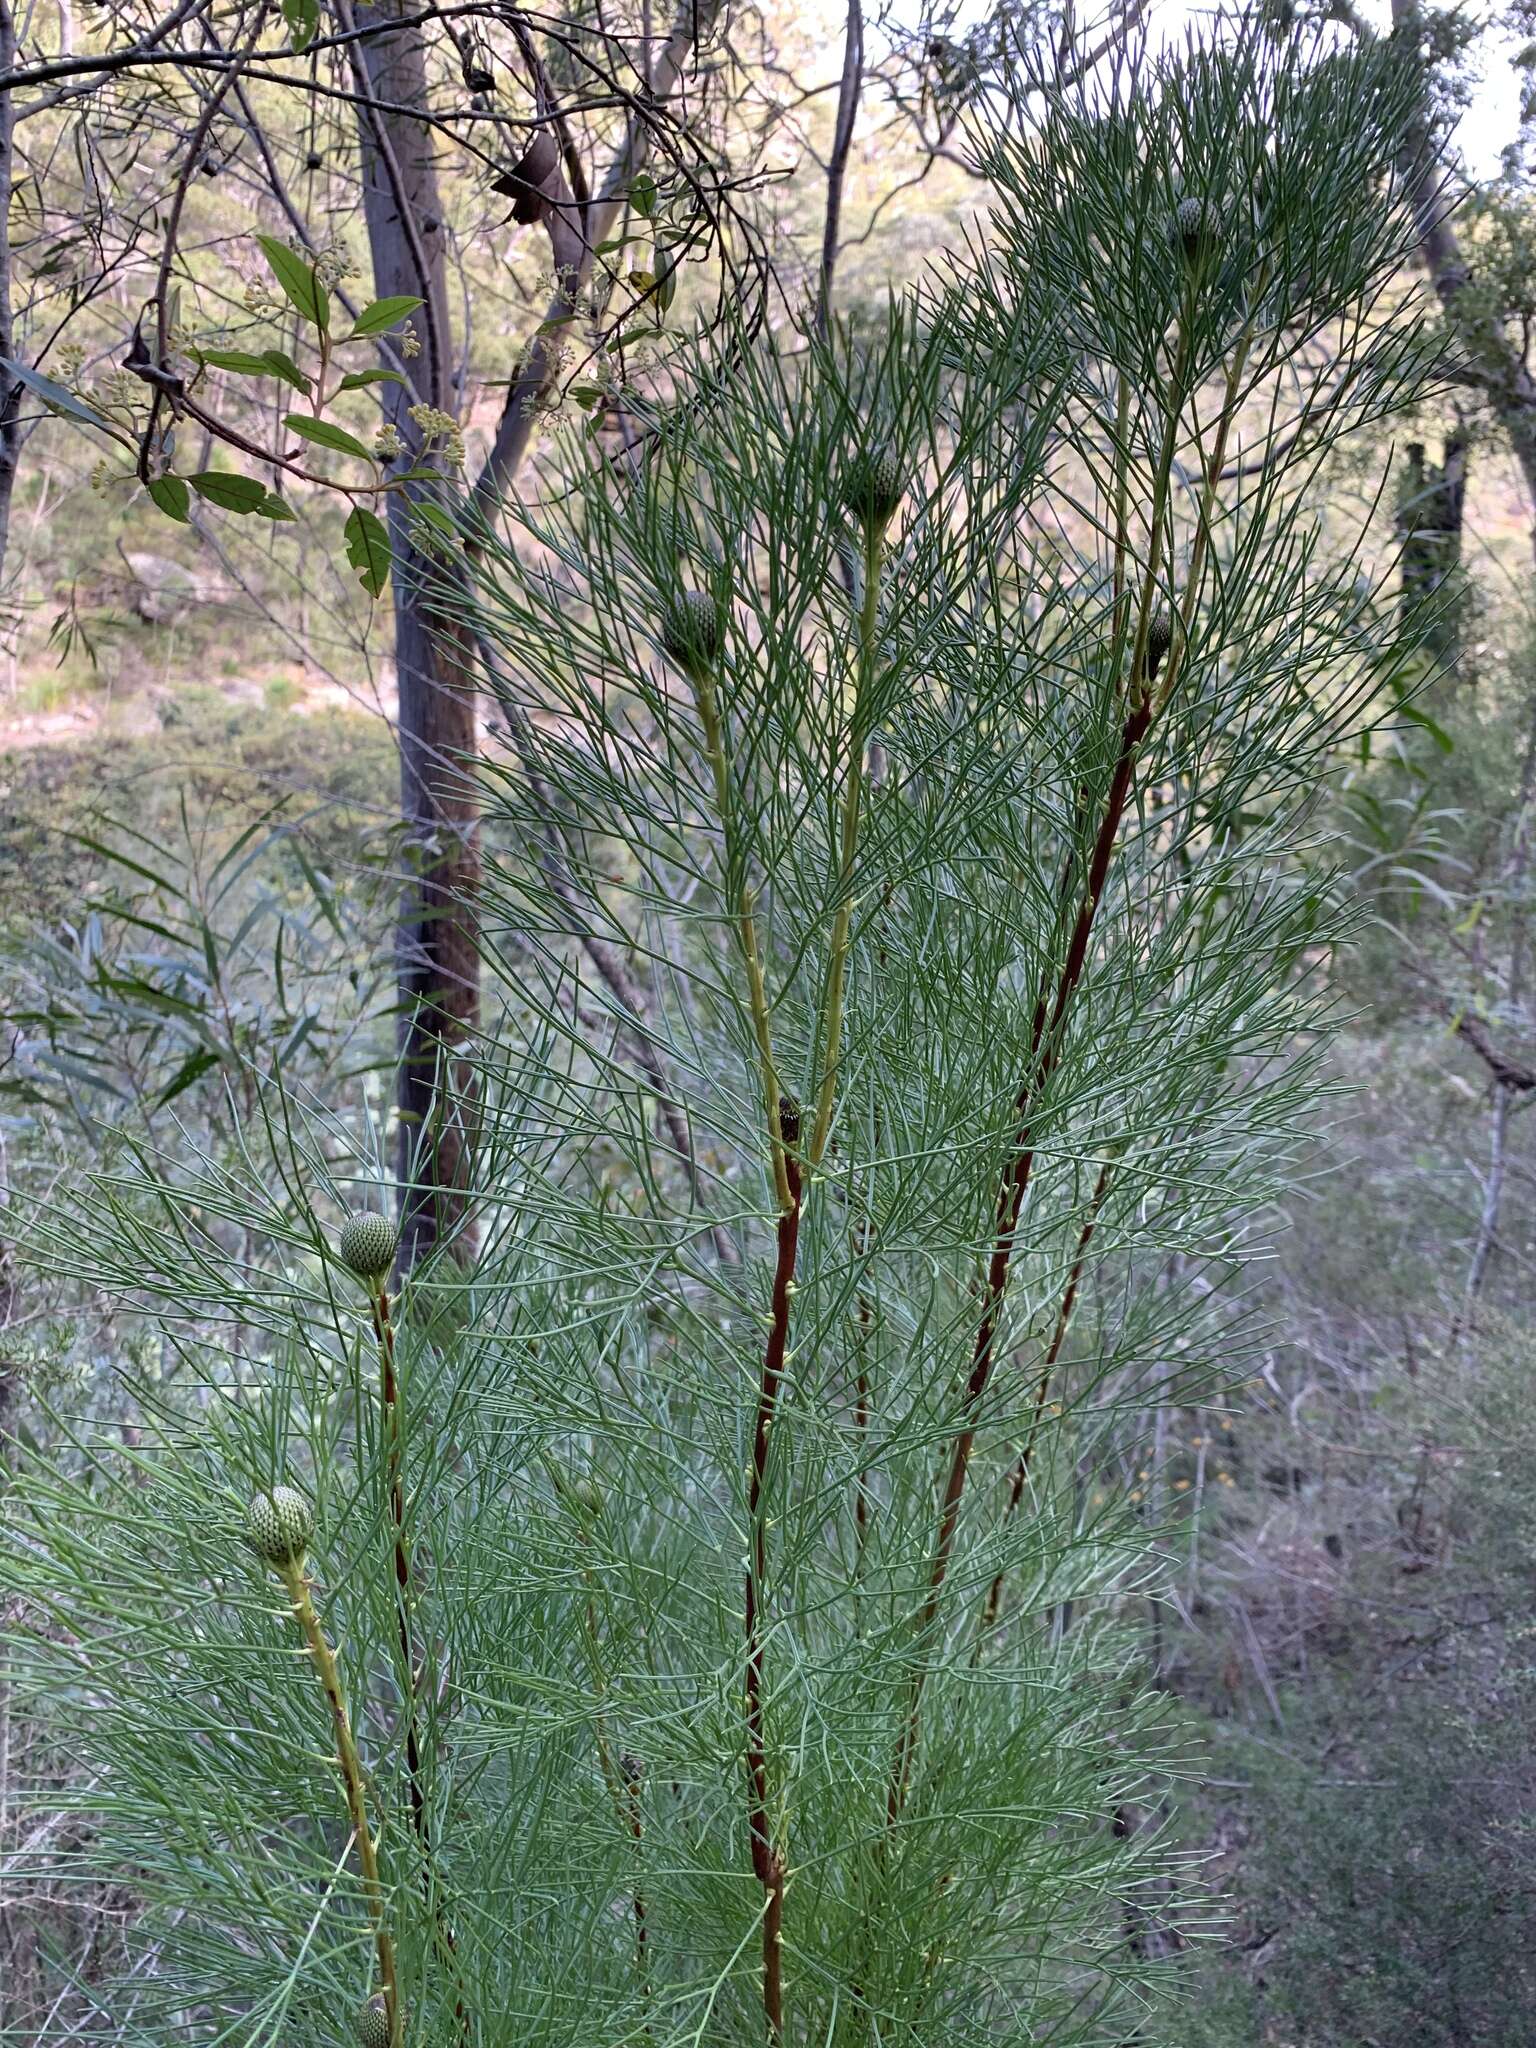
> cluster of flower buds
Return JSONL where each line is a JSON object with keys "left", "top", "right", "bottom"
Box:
{"left": 408, "top": 403, "right": 465, "bottom": 469}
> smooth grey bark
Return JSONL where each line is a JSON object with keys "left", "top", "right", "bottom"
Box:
{"left": 344, "top": 0, "right": 721, "bottom": 1266}
{"left": 814, "top": 0, "right": 862, "bottom": 336}
{"left": 348, "top": 0, "right": 481, "bottom": 1267}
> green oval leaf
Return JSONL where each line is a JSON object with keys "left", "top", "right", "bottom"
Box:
{"left": 260, "top": 349, "right": 312, "bottom": 396}
{"left": 346, "top": 295, "right": 424, "bottom": 340}
{"left": 280, "top": 0, "right": 318, "bottom": 49}
{"left": 284, "top": 413, "right": 372, "bottom": 461}
{"left": 196, "top": 346, "right": 312, "bottom": 398}
{"left": 256, "top": 235, "right": 330, "bottom": 332}
{"left": 343, "top": 504, "right": 392, "bottom": 598}
{"left": 197, "top": 348, "right": 278, "bottom": 377}
{"left": 190, "top": 470, "right": 269, "bottom": 514}
{"left": 337, "top": 367, "right": 406, "bottom": 391}
{"left": 146, "top": 475, "right": 191, "bottom": 523}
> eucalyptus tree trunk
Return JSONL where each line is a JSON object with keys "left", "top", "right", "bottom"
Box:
{"left": 1396, "top": 430, "right": 1466, "bottom": 667}
{"left": 350, "top": 0, "right": 480, "bottom": 1266}
{"left": 0, "top": 0, "right": 23, "bottom": 624}
{"left": 1384, "top": 0, "right": 1536, "bottom": 568}
{"left": 346, "top": 0, "right": 719, "bottom": 1266}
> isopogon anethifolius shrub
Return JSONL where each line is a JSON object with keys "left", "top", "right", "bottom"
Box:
{"left": 1, "top": 26, "right": 1443, "bottom": 2048}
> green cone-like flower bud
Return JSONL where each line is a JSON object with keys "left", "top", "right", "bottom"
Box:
{"left": 841, "top": 447, "right": 906, "bottom": 530}
{"left": 339, "top": 1209, "right": 396, "bottom": 1281}
{"left": 1171, "top": 193, "right": 1221, "bottom": 269}
{"left": 356, "top": 1992, "right": 391, "bottom": 2048}
{"left": 247, "top": 1485, "right": 314, "bottom": 1569}
{"left": 660, "top": 589, "right": 723, "bottom": 674}
{"left": 1145, "top": 610, "right": 1175, "bottom": 679}
{"left": 566, "top": 1474, "right": 604, "bottom": 1517}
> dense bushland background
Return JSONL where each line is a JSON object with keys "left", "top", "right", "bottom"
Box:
{"left": 4, "top": 3, "right": 1536, "bottom": 2046}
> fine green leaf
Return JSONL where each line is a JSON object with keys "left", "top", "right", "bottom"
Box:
{"left": 256, "top": 235, "right": 330, "bottom": 332}
{"left": 336, "top": 368, "right": 406, "bottom": 392}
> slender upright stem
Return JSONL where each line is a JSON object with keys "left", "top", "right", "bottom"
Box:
{"left": 883, "top": 290, "right": 1232, "bottom": 1836}
{"left": 745, "top": 1096, "right": 802, "bottom": 2042}
{"left": 884, "top": 690, "right": 1152, "bottom": 1832}
{"left": 621, "top": 1753, "right": 654, "bottom": 2021}
{"left": 810, "top": 522, "right": 884, "bottom": 1168}
{"left": 279, "top": 1562, "right": 402, "bottom": 2048}
{"left": 691, "top": 656, "right": 792, "bottom": 1211}
{"left": 684, "top": 633, "right": 798, "bottom": 2036}
{"left": 1110, "top": 372, "right": 1131, "bottom": 641}
{"left": 367, "top": 1281, "right": 468, "bottom": 2031}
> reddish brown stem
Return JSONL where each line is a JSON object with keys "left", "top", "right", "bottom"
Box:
{"left": 979, "top": 1155, "right": 1113, "bottom": 1636}
{"left": 745, "top": 1097, "right": 802, "bottom": 2041}
{"left": 886, "top": 694, "right": 1153, "bottom": 1833}
{"left": 620, "top": 1754, "right": 653, "bottom": 2021}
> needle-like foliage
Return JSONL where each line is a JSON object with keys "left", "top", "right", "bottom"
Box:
{"left": 3, "top": 22, "right": 1445, "bottom": 2048}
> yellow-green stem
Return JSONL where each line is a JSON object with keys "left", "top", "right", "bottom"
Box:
{"left": 1110, "top": 373, "right": 1132, "bottom": 645}
{"left": 1156, "top": 306, "right": 1260, "bottom": 714}
{"left": 279, "top": 1562, "right": 401, "bottom": 2048}
{"left": 809, "top": 522, "right": 884, "bottom": 1167}
{"left": 691, "top": 660, "right": 792, "bottom": 1212}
